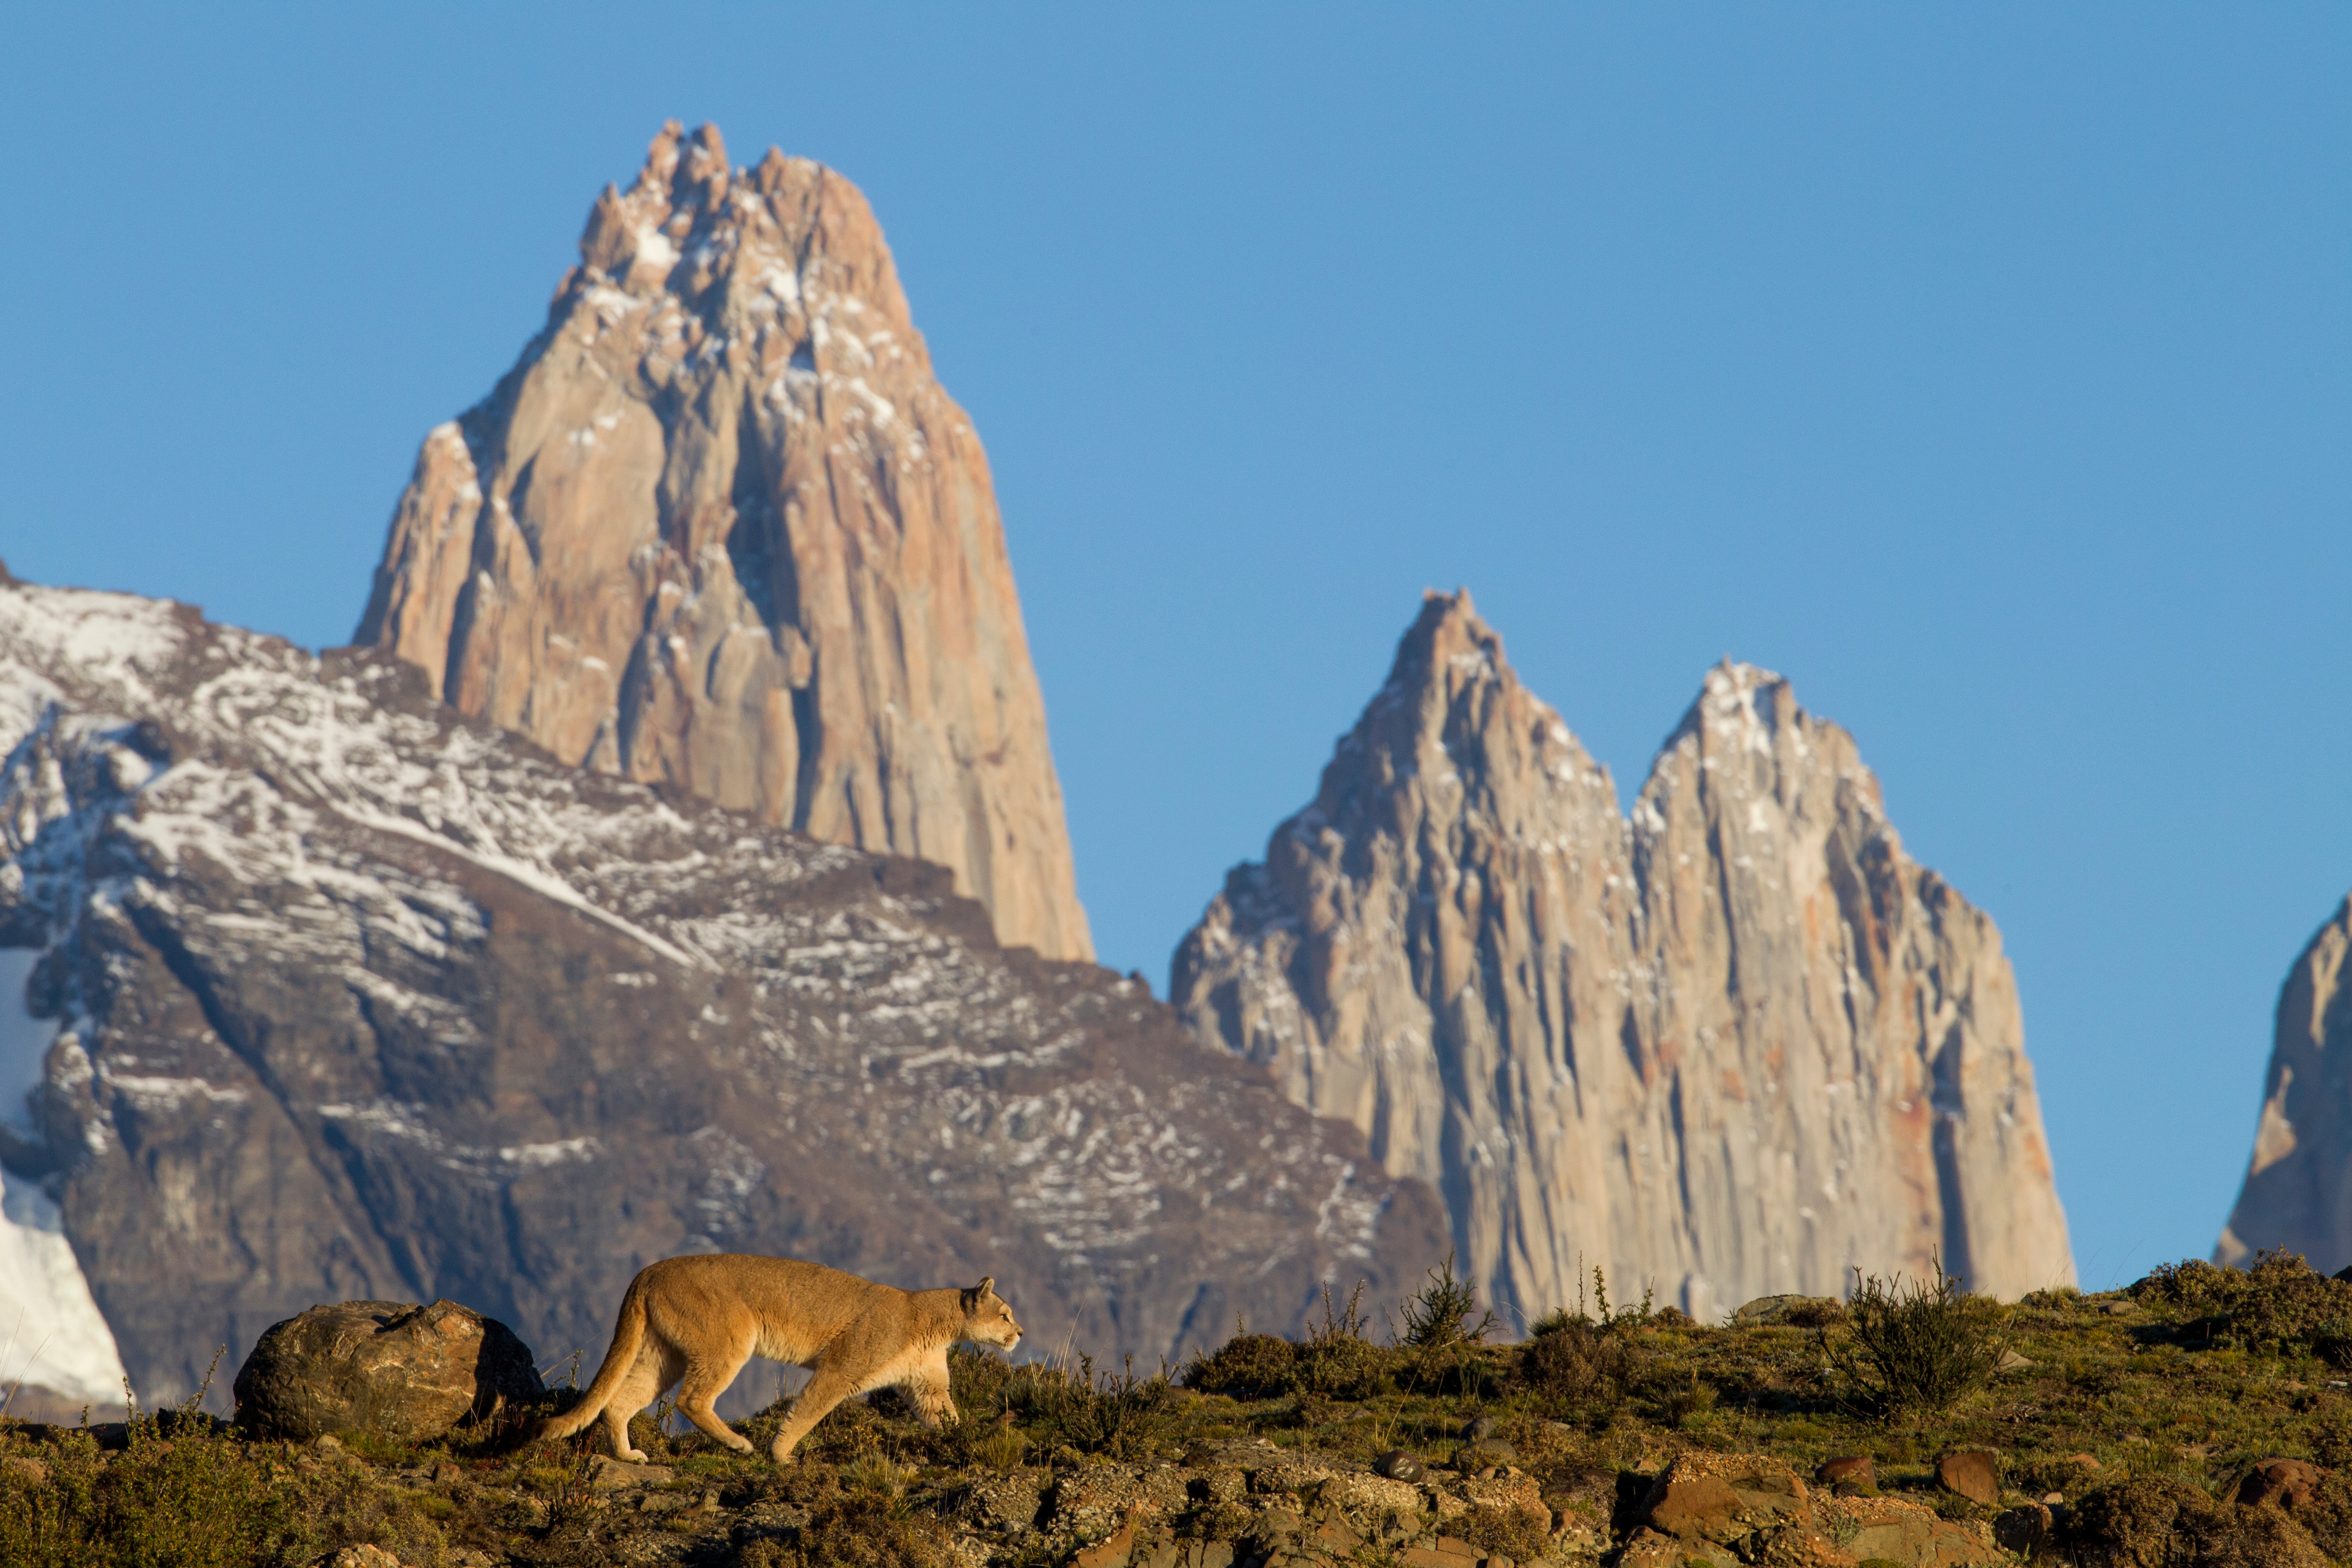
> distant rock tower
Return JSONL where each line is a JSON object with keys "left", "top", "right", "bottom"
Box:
{"left": 2217, "top": 895, "right": 2352, "bottom": 1270}
{"left": 358, "top": 122, "right": 1092, "bottom": 961}
{"left": 1173, "top": 590, "right": 2075, "bottom": 1322}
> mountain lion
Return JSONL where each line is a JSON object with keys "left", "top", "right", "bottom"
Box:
{"left": 537, "top": 1254, "right": 1023, "bottom": 1463}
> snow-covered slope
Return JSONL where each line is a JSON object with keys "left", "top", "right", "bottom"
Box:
{"left": 0, "top": 574, "right": 1444, "bottom": 1403}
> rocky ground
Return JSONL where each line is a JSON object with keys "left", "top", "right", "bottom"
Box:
{"left": 12, "top": 1255, "right": 2352, "bottom": 1567}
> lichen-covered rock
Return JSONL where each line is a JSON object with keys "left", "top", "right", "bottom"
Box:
{"left": 232, "top": 1299, "right": 541, "bottom": 1443}
{"left": 1173, "top": 590, "right": 2074, "bottom": 1323}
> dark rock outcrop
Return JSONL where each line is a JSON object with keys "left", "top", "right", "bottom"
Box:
{"left": 233, "top": 1299, "right": 541, "bottom": 1442}
{"left": 0, "top": 579, "right": 1446, "bottom": 1404}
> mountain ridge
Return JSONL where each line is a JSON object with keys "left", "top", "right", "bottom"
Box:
{"left": 1173, "top": 589, "right": 2073, "bottom": 1323}
{"left": 0, "top": 574, "right": 1445, "bottom": 1406}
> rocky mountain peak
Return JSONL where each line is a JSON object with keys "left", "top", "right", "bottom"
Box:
{"left": 357, "top": 122, "right": 1092, "bottom": 961}
{"left": 1176, "top": 595, "right": 2072, "bottom": 1324}
{"left": 2217, "top": 894, "right": 2352, "bottom": 1269}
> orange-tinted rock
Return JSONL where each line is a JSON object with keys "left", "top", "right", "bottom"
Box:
{"left": 2237, "top": 1457, "right": 2327, "bottom": 1511}
{"left": 357, "top": 122, "right": 1091, "bottom": 961}
{"left": 1815, "top": 1456, "right": 1876, "bottom": 1489}
{"left": 1936, "top": 1450, "right": 2001, "bottom": 1508}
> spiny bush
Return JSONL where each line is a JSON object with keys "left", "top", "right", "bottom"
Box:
{"left": 735, "top": 1466, "right": 955, "bottom": 1568}
{"left": 1518, "top": 1318, "right": 1648, "bottom": 1410}
{"left": 1295, "top": 1281, "right": 1389, "bottom": 1399}
{"left": 2135, "top": 1250, "right": 2352, "bottom": 1360}
{"left": 1826, "top": 1256, "right": 2008, "bottom": 1415}
{"left": 1397, "top": 1251, "right": 1497, "bottom": 1352}
{"left": 998, "top": 1356, "right": 1178, "bottom": 1460}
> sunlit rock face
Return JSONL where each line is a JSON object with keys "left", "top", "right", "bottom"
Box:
{"left": 1173, "top": 590, "right": 2074, "bottom": 1325}
{"left": 2217, "top": 897, "right": 2352, "bottom": 1271}
{"left": 0, "top": 576, "right": 1444, "bottom": 1405}
{"left": 358, "top": 121, "right": 1092, "bottom": 962}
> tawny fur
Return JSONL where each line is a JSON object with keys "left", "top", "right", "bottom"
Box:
{"left": 536, "top": 1254, "right": 1023, "bottom": 1464}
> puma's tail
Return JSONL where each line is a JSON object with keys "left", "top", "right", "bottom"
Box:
{"left": 535, "top": 1274, "right": 651, "bottom": 1443}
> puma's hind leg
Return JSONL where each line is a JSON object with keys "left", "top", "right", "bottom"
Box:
{"left": 600, "top": 1342, "right": 678, "bottom": 1463}
{"left": 671, "top": 1336, "right": 759, "bottom": 1455}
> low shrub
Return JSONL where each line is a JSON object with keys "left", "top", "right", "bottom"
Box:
{"left": 2065, "top": 1475, "right": 2331, "bottom": 1568}
{"left": 1826, "top": 1256, "right": 2008, "bottom": 1415}
{"left": 998, "top": 1356, "right": 1178, "bottom": 1460}
{"left": 736, "top": 1467, "right": 955, "bottom": 1568}
{"left": 0, "top": 1422, "right": 447, "bottom": 1568}
{"left": 1183, "top": 1333, "right": 1298, "bottom": 1398}
{"left": 2134, "top": 1250, "right": 2352, "bottom": 1359}
{"left": 1396, "top": 1252, "right": 1498, "bottom": 1351}
{"left": 1518, "top": 1319, "right": 1647, "bottom": 1409}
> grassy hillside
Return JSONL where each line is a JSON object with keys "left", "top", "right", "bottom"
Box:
{"left": 8, "top": 1253, "right": 2352, "bottom": 1567}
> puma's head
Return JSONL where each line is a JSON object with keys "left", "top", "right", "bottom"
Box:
{"left": 960, "top": 1276, "right": 1023, "bottom": 1351}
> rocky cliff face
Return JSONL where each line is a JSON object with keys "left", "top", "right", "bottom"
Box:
{"left": 2216, "top": 896, "right": 2352, "bottom": 1270}
{"left": 357, "top": 121, "right": 1091, "bottom": 962}
{"left": 0, "top": 576, "right": 1444, "bottom": 1406}
{"left": 1173, "top": 591, "right": 2073, "bottom": 1324}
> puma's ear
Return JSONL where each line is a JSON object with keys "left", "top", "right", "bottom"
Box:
{"left": 961, "top": 1279, "right": 990, "bottom": 1314}
{"left": 978, "top": 1275, "right": 995, "bottom": 1298}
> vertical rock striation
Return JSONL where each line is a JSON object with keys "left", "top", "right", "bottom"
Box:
{"left": 2216, "top": 896, "right": 2352, "bottom": 1270}
{"left": 1173, "top": 590, "right": 2073, "bottom": 1323}
{"left": 357, "top": 122, "right": 1091, "bottom": 961}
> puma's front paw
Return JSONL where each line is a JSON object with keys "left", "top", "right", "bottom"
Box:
{"left": 622, "top": 1448, "right": 650, "bottom": 1463}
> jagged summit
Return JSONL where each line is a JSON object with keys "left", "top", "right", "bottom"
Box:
{"left": 2216, "top": 894, "right": 2352, "bottom": 1270}
{"left": 357, "top": 121, "right": 1093, "bottom": 961}
{"left": 1175, "top": 593, "right": 2073, "bottom": 1323}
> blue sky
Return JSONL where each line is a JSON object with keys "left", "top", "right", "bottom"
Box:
{"left": 3, "top": 5, "right": 2346, "bottom": 1290}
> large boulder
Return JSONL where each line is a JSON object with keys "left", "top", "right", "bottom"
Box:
{"left": 233, "top": 1299, "right": 543, "bottom": 1443}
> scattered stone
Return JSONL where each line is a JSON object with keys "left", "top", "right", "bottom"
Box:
{"left": 1998, "top": 1349, "right": 2038, "bottom": 1371}
{"left": 966, "top": 1472, "right": 1044, "bottom": 1532}
{"left": 1455, "top": 1438, "right": 1518, "bottom": 1470}
{"left": 2105, "top": 1300, "right": 2134, "bottom": 1315}
{"left": 2066, "top": 1453, "right": 2103, "bottom": 1470}
{"left": 587, "top": 1454, "right": 675, "bottom": 1489}
{"left": 1732, "top": 1294, "right": 1843, "bottom": 1327}
{"left": 234, "top": 1299, "right": 543, "bottom": 1444}
{"left": 1072, "top": 1511, "right": 1138, "bottom": 1568}
{"left": 1373, "top": 1449, "right": 1426, "bottom": 1482}
{"left": 4, "top": 1455, "right": 50, "bottom": 1485}
{"left": 1815, "top": 1455, "right": 1875, "bottom": 1488}
{"left": 319, "top": 1549, "right": 404, "bottom": 1568}
{"left": 1995, "top": 1502, "right": 2054, "bottom": 1556}
{"left": 2236, "top": 1457, "right": 2327, "bottom": 1511}
{"left": 1936, "top": 1449, "right": 2001, "bottom": 1508}
{"left": 1461, "top": 1413, "right": 1496, "bottom": 1441}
